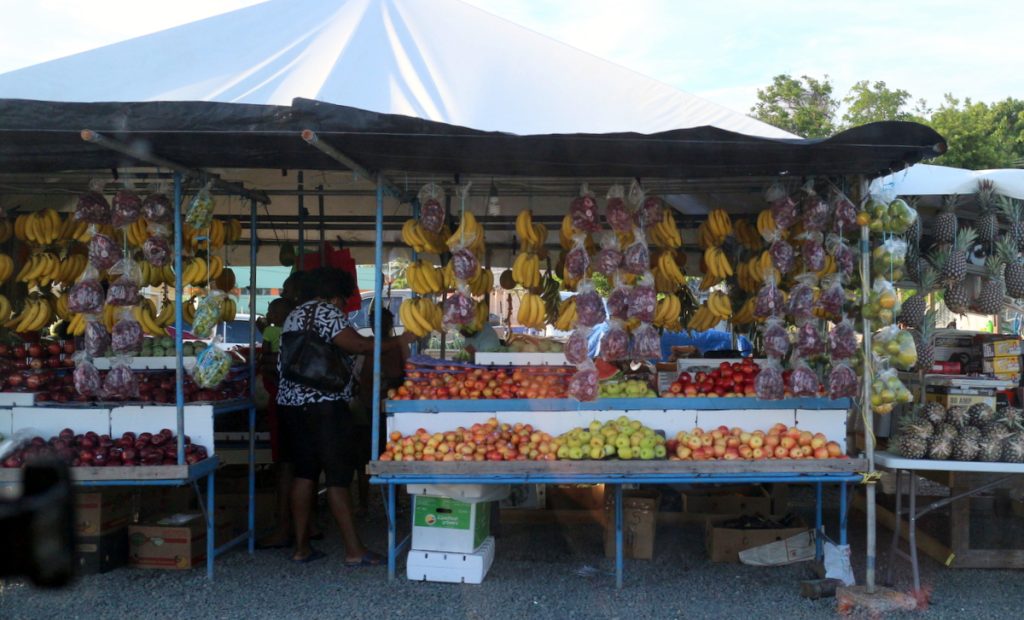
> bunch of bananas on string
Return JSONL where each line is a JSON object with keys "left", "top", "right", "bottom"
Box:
{"left": 756, "top": 209, "right": 780, "bottom": 242}
{"left": 653, "top": 294, "right": 682, "bottom": 330}
{"left": 53, "top": 293, "right": 71, "bottom": 321}
{"left": 700, "top": 246, "right": 733, "bottom": 290}
{"left": 14, "top": 209, "right": 62, "bottom": 245}
{"left": 466, "top": 300, "right": 489, "bottom": 333}
{"left": 16, "top": 252, "right": 65, "bottom": 287}
{"left": 731, "top": 298, "right": 758, "bottom": 326}
{"left": 539, "top": 273, "right": 562, "bottom": 324}
{"left": 447, "top": 211, "right": 487, "bottom": 257}
{"left": 652, "top": 249, "right": 686, "bottom": 292}
{"left": 0, "top": 220, "right": 12, "bottom": 244}
{"left": 441, "top": 262, "right": 456, "bottom": 290}
{"left": 66, "top": 312, "right": 87, "bottom": 337}
{"left": 0, "top": 294, "right": 11, "bottom": 323}
{"left": 6, "top": 297, "right": 54, "bottom": 333}
{"left": 140, "top": 262, "right": 176, "bottom": 287}
{"left": 401, "top": 218, "right": 449, "bottom": 254}
{"left": 133, "top": 300, "right": 168, "bottom": 337}
{"left": 648, "top": 210, "right": 682, "bottom": 249}
{"left": 696, "top": 209, "right": 732, "bottom": 249}
{"left": 125, "top": 219, "right": 149, "bottom": 247}
{"left": 467, "top": 268, "right": 494, "bottom": 296}
{"left": 57, "top": 216, "right": 92, "bottom": 243}
{"left": 408, "top": 259, "right": 445, "bottom": 295}
{"left": 100, "top": 304, "right": 118, "bottom": 330}
{"left": 558, "top": 214, "right": 577, "bottom": 250}
{"left": 222, "top": 296, "right": 237, "bottom": 322}
{"left": 180, "top": 256, "right": 224, "bottom": 286}
{"left": 706, "top": 291, "right": 733, "bottom": 320}
{"left": 223, "top": 219, "right": 244, "bottom": 244}
{"left": 399, "top": 298, "right": 441, "bottom": 337}
{"left": 181, "top": 298, "right": 196, "bottom": 326}
{"left": 182, "top": 219, "right": 232, "bottom": 251}
{"left": 517, "top": 292, "right": 546, "bottom": 329}
{"left": 687, "top": 292, "right": 733, "bottom": 332}
{"left": 516, "top": 210, "right": 547, "bottom": 253}
{"left": 736, "top": 251, "right": 777, "bottom": 293}
{"left": 511, "top": 251, "right": 542, "bottom": 289}
{"left": 814, "top": 255, "right": 837, "bottom": 279}
{"left": 734, "top": 219, "right": 764, "bottom": 251}
{"left": 553, "top": 296, "right": 577, "bottom": 331}
{"left": 0, "top": 253, "right": 14, "bottom": 285}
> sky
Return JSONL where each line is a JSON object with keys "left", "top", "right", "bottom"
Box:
{"left": 0, "top": 0, "right": 1019, "bottom": 115}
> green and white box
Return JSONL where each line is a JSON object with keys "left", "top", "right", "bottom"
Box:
{"left": 406, "top": 536, "right": 496, "bottom": 584}
{"left": 412, "top": 495, "right": 491, "bottom": 554}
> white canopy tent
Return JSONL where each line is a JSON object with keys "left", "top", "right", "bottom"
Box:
{"left": 0, "top": 0, "right": 792, "bottom": 139}
{"left": 871, "top": 164, "right": 1024, "bottom": 200}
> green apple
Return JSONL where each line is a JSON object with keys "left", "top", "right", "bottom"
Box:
{"left": 615, "top": 436, "right": 631, "bottom": 451}
{"left": 654, "top": 445, "right": 667, "bottom": 459}
{"left": 557, "top": 445, "right": 570, "bottom": 459}
{"left": 618, "top": 446, "right": 634, "bottom": 460}
{"left": 639, "top": 446, "right": 656, "bottom": 460}
{"left": 568, "top": 446, "right": 584, "bottom": 460}
{"left": 589, "top": 420, "right": 603, "bottom": 433}
{"left": 603, "top": 444, "right": 617, "bottom": 457}
{"left": 639, "top": 436, "right": 655, "bottom": 450}
{"left": 589, "top": 446, "right": 604, "bottom": 460}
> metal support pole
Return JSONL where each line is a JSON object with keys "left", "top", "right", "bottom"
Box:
{"left": 248, "top": 197, "right": 258, "bottom": 553}
{"left": 615, "top": 483, "right": 624, "bottom": 589}
{"left": 297, "top": 171, "right": 305, "bottom": 266}
{"left": 860, "top": 181, "right": 877, "bottom": 592}
{"left": 318, "top": 185, "right": 326, "bottom": 263}
{"left": 815, "top": 482, "right": 824, "bottom": 561}
{"left": 840, "top": 481, "right": 848, "bottom": 546}
{"left": 371, "top": 176, "right": 384, "bottom": 461}
{"left": 173, "top": 173, "right": 185, "bottom": 465}
{"left": 206, "top": 470, "right": 216, "bottom": 580}
{"left": 387, "top": 482, "right": 397, "bottom": 581}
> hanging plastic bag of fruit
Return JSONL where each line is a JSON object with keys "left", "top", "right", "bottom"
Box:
{"left": 828, "top": 318, "right": 859, "bottom": 360}
{"left": 862, "top": 277, "right": 901, "bottom": 331}
{"left": 828, "top": 362, "right": 859, "bottom": 399}
{"left": 565, "top": 326, "right": 592, "bottom": 365}
{"left": 630, "top": 322, "right": 661, "bottom": 360}
{"left": 826, "top": 234, "right": 856, "bottom": 278}
{"left": 191, "top": 291, "right": 225, "bottom": 338}
{"left": 184, "top": 185, "right": 216, "bottom": 230}
{"left": 770, "top": 193, "right": 799, "bottom": 230}
{"left": 871, "top": 238, "right": 908, "bottom": 282}
{"left": 871, "top": 367, "right": 914, "bottom": 414}
{"left": 111, "top": 189, "right": 142, "bottom": 229}
{"left": 831, "top": 189, "right": 858, "bottom": 233}
{"left": 564, "top": 234, "right": 590, "bottom": 281}
{"left": 622, "top": 229, "right": 651, "bottom": 274}
{"left": 84, "top": 319, "right": 110, "bottom": 358}
{"left": 88, "top": 231, "right": 122, "bottom": 271}
{"left": 604, "top": 184, "right": 633, "bottom": 232}
{"left": 866, "top": 189, "right": 918, "bottom": 235}
{"left": 635, "top": 186, "right": 663, "bottom": 230}
{"left": 142, "top": 234, "right": 172, "bottom": 267}
{"left": 788, "top": 359, "right": 820, "bottom": 397}
{"left": 111, "top": 309, "right": 144, "bottom": 355}
{"left": 754, "top": 274, "right": 786, "bottom": 319}
{"left": 755, "top": 358, "right": 785, "bottom": 400}
{"left": 606, "top": 278, "right": 630, "bottom": 321}
{"left": 787, "top": 273, "right": 817, "bottom": 321}
{"left": 141, "top": 193, "right": 173, "bottom": 225}
{"left": 75, "top": 188, "right": 112, "bottom": 225}
{"left": 570, "top": 183, "right": 601, "bottom": 233}
{"left": 574, "top": 280, "right": 607, "bottom": 327}
{"left": 762, "top": 317, "right": 791, "bottom": 360}
{"left": 627, "top": 272, "right": 657, "bottom": 322}
{"left": 763, "top": 180, "right": 788, "bottom": 204}
{"left": 816, "top": 274, "right": 846, "bottom": 321}
{"left": 106, "top": 258, "right": 142, "bottom": 307}
{"left": 794, "top": 319, "right": 826, "bottom": 358}
{"left": 72, "top": 351, "right": 102, "bottom": 397}
{"left": 68, "top": 266, "right": 106, "bottom": 314}
{"left": 418, "top": 183, "right": 445, "bottom": 234}
{"left": 801, "top": 232, "right": 827, "bottom": 272}
{"left": 450, "top": 246, "right": 480, "bottom": 282}
{"left": 567, "top": 360, "right": 599, "bottom": 401}
{"left": 103, "top": 356, "right": 138, "bottom": 399}
{"left": 871, "top": 324, "right": 918, "bottom": 370}
{"left": 442, "top": 286, "right": 476, "bottom": 329}
{"left": 769, "top": 237, "right": 797, "bottom": 275}
{"left": 594, "top": 232, "right": 623, "bottom": 276}
{"left": 802, "top": 193, "right": 831, "bottom": 232}
{"left": 192, "top": 339, "right": 233, "bottom": 388}
{"left": 599, "top": 319, "right": 629, "bottom": 361}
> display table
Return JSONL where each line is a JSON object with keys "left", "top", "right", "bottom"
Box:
{"left": 875, "top": 451, "right": 1024, "bottom": 592}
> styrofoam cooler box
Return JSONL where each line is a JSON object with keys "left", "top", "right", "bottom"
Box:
{"left": 407, "top": 484, "right": 510, "bottom": 502}
{"left": 11, "top": 406, "right": 111, "bottom": 438}
{"left": 407, "top": 536, "right": 495, "bottom": 584}
{"left": 412, "top": 495, "right": 492, "bottom": 553}
{"left": 0, "top": 408, "right": 12, "bottom": 438}
{"left": 110, "top": 405, "right": 216, "bottom": 455}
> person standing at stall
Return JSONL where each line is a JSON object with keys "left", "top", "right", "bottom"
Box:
{"left": 277, "top": 267, "right": 415, "bottom": 565}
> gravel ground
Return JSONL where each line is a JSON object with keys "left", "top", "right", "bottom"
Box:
{"left": 2, "top": 487, "right": 1023, "bottom": 619}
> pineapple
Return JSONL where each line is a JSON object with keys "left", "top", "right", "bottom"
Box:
{"left": 922, "top": 401, "right": 947, "bottom": 427}
{"left": 998, "top": 196, "right": 1024, "bottom": 252}
{"left": 945, "top": 406, "right": 970, "bottom": 430}
{"left": 972, "top": 255, "right": 1005, "bottom": 315}
{"left": 913, "top": 311, "right": 937, "bottom": 373}
{"left": 967, "top": 402, "right": 996, "bottom": 427}
{"left": 943, "top": 281, "right": 971, "bottom": 315}
{"left": 997, "top": 237, "right": 1024, "bottom": 299}
{"left": 975, "top": 180, "right": 999, "bottom": 245}
{"left": 894, "top": 415, "right": 933, "bottom": 459}
{"left": 1002, "top": 433, "right": 1024, "bottom": 463}
{"left": 951, "top": 426, "right": 982, "bottom": 461}
{"left": 979, "top": 423, "right": 1013, "bottom": 462}
{"left": 927, "top": 424, "right": 957, "bottom": 460}
{"left": 933, "top": 194, "right": 959, "bottom": 246}
{"left": 1000, "top": 406, "right": 1023, "bottom": 428}
{"left": 898, "top": 267, "right": 935, "bottom": 329}
{"left": 934, "top": 227, "right": 977, "bottom": 288}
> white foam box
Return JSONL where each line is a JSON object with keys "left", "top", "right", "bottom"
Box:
{"left": 473, "top": 352, "right": 567, "bottom": 366}
{"left": 412, "top": 495, "right": 491, "bottom": 554}
{"left": 407, "top": 484, "right": 510, "bottom": 502}
{"left": 0, "top": 393, "right": 36, "bottom": 407}
{"left": 11, "top": 406, "right": 111, "bottom": 438}
{"left": 407, "top": 536, "right": 495, "bottom": 584}
{"left": 110, "top": 405, "right": 216, "bottom": 455}
{"left": 0, "top": 408, "right": 12, "bottom": 438}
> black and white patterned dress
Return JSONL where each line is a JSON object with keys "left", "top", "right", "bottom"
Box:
{"left": 276, "top": 300, "right": 355, "bottom": 406}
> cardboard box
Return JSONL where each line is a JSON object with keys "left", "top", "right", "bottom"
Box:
{"left": 129, "top": 513, "right": 210, "bottom": 570}
{"left": 75, "top": 528, "right": 129, "bottom": 575}
{"left": 603, "top": 490, "right": 659, "bottom": 560}
{"left": 994, "top": 371, "right": 1022, "bottom": 383}
{"left": 925, "top": 385, "right": 996, "bottom": 410}
{"left": 683, "top": 488, "right": 772, "bottom": 515}
{"left": 705, "top": 515, "right": 808, "bottom": 563}
{"left": 500, "top": 484, "right": 546, "bottom": 510}
{"left": 406, "top": 536, "right": 496, "bottom": 584}
{"left": 984, "top": 356, "right": 1022, "bottom": 375}
{"left": 407, "top": 484, "right": 510, "bottom": 502}
{"left": 980, "top": 337, "right": 1022, "bottom": 358}
{"left": 75, "top": 491, "right": 131, "bottom": 536}
{"left": 412, "top": 496, "right": 491, "bottom": 554}
{"left": 545, "top": 484, "right": 605, "bottom": 511}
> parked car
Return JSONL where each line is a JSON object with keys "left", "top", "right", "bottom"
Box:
{"left": 214, "top": 314, "right": 264, "bottom": 349}
{"left": 351, "top": 290, "right": 412, "bottom": 336}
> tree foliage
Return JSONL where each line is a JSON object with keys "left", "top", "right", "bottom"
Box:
{"left": 750, "top": 74, "right": 837, "bottom": 138}
{"left": 842, "top": 80, "right": 923, "bottom": 126}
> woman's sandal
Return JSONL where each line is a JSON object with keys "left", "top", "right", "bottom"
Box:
{"left": 344, "top": 550, "right": 384, "bottom": 568}
{"left": 292, "top": 549, "right": 327, "bottom": 564}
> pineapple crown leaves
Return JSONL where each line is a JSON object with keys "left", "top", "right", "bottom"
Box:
{"left": 998, "top": 196, "right": 1022, "bottom": 222}
{"left": 916, "top": 265, "right": 937, "bottom": 294}
{"left": 927, "top": 247, "right": 950, "bottom": 272}
{"left": 976, "top": 179, "right": 997, "bottom": 210}
{"left": 995, "top": 237, "right": 1021, "bottom": 265}
{"left": 985, "top": 253, "right": 1006, "bottom": 278}
{"left": 953, "top": 226, "right": 978, "bottom": 252}
{"left": 942, "top": 193, "right": 961, "bottom": 212}
{"left": 914, "top": 309, "right": 937, "bottom": 341}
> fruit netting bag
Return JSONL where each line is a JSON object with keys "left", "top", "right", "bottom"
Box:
{"left": 75, "top": 190, "right": 112, "bottom": 225}
{"left": 802, "top": 195, "right": 830, "bottom": 232}
{"left": 192, "top": 340, "right": 233, "bottom": 388}
{"left": 106, "top": 259, "right": 141, "bottom": 307}
{"left": 828, "top": 319, "right": 859, "bottom": 360}
{"left": 875, "top": 197, "right": 918, "bottom": 235}
{"left": 801, "top": 233, "right": 827, "bottom": 272}
{"left": 68, "top": 266, "right": 105, "bottom": 314}
{"left": 863, "top": 277, "right": 901, "bottom": 330}
{"left": 871, "top": 238, "right": 908, "bottom": 281}
{"left": 871, "top": 367, "right": 913, "bottom": 414}
{"left": 450, "top": 247, "right": 479, "bottom": 282}
{"left": 142, "top": 234, "right": 172, "bottom": 267}
{"left": 627, "top": 273, "right": 656, "bottom": 322}
{"left": 141, "top": 193, "right": 173, "bottom": 225}
{"left": 73, "top": 352, "right": 102, "bottom": 397}
{"left": 111, "top": 309, "right": 144, "bottom": 355}
{"left": 88, "top": 232, "right": 122, "bottom": 271}
{"left": 606, "top": 280, "right": 630, "bottom": 321}
{"left": 630, "top": 322, "right": 661, "bottom": 360}
{"left": 605, "top": 184, "right": 633, "bottom": 232}
{"left": 564, "top": 234, "right": 590, "bottom": 281}
{"left": 599, "top": 319, "right": 629, "bottom": 361}
{"left": 788, "top": 273, "right": 817, "bottom": 321}
{"left": 594, "top": 233, "right": 623, "bottom": 276}
{"left": 827, "top": 234, "right": 856, "bottom": 278}
{"left": 762, "top": 317, "right": 790, "bottom": 360}
{"left": 763, "top": 180, "right": 788, "bottom": 204}
{"left": 191, "top": 291, "right": 225, "bottom": 338}
{"left": 184, "top": 187, "right": 216, "bottom": 230}
{"left": 795, "top": 320, "right": 825, "bottom": 358}
{"left": 442, "top": 287, "right": 476, "bottom": 329}
{"left": 872, "top": 324, "right": 918, "bottom": 370}
{"left": 565, "top": 326, "right": 592, "bottom": 365}
{"left": 831, "top": 190, "right": 859, "bottom": 233}
{"left": 574, "top": 281, "right": 606, "bottom": 327}
{"left": 769, "top": 238, "right": 796, "bottom": 275}
{"left": 817, "top": 275, "right": 846, "bottom": 321}
{"left": 754, "top": 276, "right": 786, "bottom": 319}
{"left": 828, "top": 362, "right": 860, "bottom": 399}
{"left": 622, "top": 230, "right": 651, "bottom": 274}
{"left": 111, "top": 189, "right": 142, "bottom": 229}
{"left": 570, "top": 183, "right": 601, "bottom": 233}
{"left": 567, "top": 360, "right": 599, "bottom": 401}
{"left": 84, "top": 319, "right": 110, "bottom": 358}
{"left": 770, "top": 195, "right": 799, "bottom": 230}
{"left": 755, "top": 358, "right": 785, "bottom": 400}
{"left": 103, "top": 356, "right": 138, "bottom": 400}
{"left": 788, "top": 360, "right": 819, "bottom": 397}
{"left": 418, "top": 183, "right": 445, "bottom": 234}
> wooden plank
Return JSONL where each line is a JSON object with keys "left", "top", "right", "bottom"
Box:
{"left": 0, "top": 457, "right": 218, "bottom": 484}
{"left": 854, "top": 494, "right": 955, "bottom": 567}
{"left": 948, "top": 549, "right": 1024, "bottom": 569}
{"left": 368, "top": 458, "right": 866, "bottom": 476}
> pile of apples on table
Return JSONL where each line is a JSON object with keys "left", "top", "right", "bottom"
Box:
{"left": 662, "top": 359, "right": 760, "bottom": 398}
{"left": 667, "top": 423, "right": 846, "bottom": 461}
